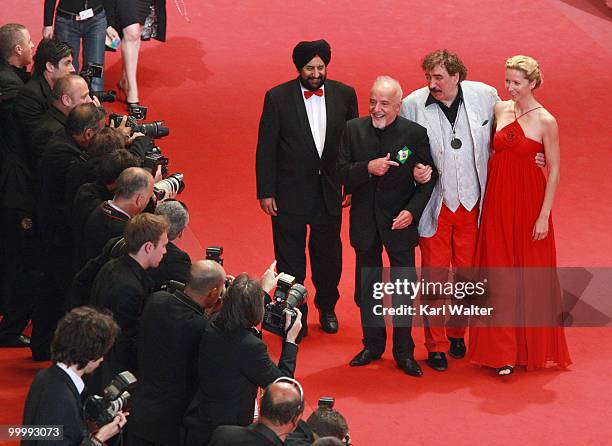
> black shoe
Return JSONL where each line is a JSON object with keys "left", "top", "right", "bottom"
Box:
{"left": 0, "top": 335, "right": 31, "bottom": 348}
{"left": 426, "top": 352, "right": 448, "bottom": 371}
{"left": 319, "top": 310, "right": 338, "bottom": 334}
{"left": 448, "top": 336, "right": 466, "bottom": 359}
{"left": 349, "top": 349, "right": 382, "bottom": 367}
{"left": 397, "top": 358, "right": 423, "bottom": 377}
{"left": 497, "top": 365, "right": 514, "bottom": 376}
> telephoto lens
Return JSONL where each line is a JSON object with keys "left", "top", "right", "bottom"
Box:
{"left": 153, "top": 173, "right": 185, "bottom": 201}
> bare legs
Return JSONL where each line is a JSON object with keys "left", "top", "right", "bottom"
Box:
{"left": 121, "top": 23, "right": 143, "bottom": 104}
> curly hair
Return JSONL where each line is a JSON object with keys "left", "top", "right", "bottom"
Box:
{"left": 422, "top": 49, "right": 467, "bottom": 82}
{"left": 51, "top": 307, "right": 119, "bottom": 370}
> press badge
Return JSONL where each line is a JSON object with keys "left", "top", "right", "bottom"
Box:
{"left": 79, "top": 8, "right": 94, "bottom": 20}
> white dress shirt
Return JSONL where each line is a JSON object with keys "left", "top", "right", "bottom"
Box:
{"left": 301, "top": 84, "right": 327, "bottom": 158}
{"left": 56, "top": 362, "right": 85, "bottom": 394}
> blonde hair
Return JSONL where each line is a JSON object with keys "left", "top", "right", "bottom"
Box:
{"left": 506, "top": 55, "right": 543, "bottom": 89}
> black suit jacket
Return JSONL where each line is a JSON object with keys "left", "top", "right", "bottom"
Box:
{"left": 209, "top": 423, "right": 285, "bottom": 446}
{"left": 0, "top": 61, "right": 30, "bottom": 130}
{"left": 256, "top": 78, "right": 358, "bottom": 216}
{"left": 81, "top": 201, "right": 129, "bottom": 266}
{"left": 30, "top": 105, "right": 67, "bottom": 171}
{"left": 21, "top": 365, "right": 86, "bottom": 446}
{"left": 0, "top": 62, "right": 35, "bottom": 212}
{"left": 71, "top": 181, "right": 113, "bottom": 252}
{"left": 184, "top": 324, "right": 298, "bottom": 445}
{"left": 39, "top": 133, "right": 87, "bottom": 246}
{"left": 13, "top": 76, "right": 52, "bottom": 168}
{"left": 147, "top": 241, "right": 191, "bottom": 291}
{"left": 337, "top": 116, "right": 438, "bottom": 251}
{"left": 129, "top": 290, "right": 208, "bottom": 444}
{"left": 88, "top": 255, "right": 153, "bottom": 396}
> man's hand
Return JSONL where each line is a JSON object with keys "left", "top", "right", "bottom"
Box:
{"left": 127, "top": 132, "right": 145, "bottom": 145}
{"left": 341, "top": 193, "right": 352, "bottom": 208}
{"left": 92, "top": 95, "right": 101, "bottom": 107}
{"left": 42, "top": 26, "right": 53, "bottom": 39}
{"left": 110, "top": 115, "right": 133, "bottom": 139}
{"left": 391, "top": 210, "right": 413, "bottom": 230}
{"left": 94, "top": 412, "right": 128, "bottom": 442}
{"left": 259, "top": 198, "right": 277, "bottom": 216}
{"left": 261, "top": 260, "right": 279, "bottom": 293}
{"left": 413, "top": 163, "right": 432, "bottom": 184}
{"left": 535, "top": 152, "right": 546, "bottom": 168}
{"left": 368, "top": 153, "right": 399, "bottom": 176}
{"left": 285, "top": 307, "right": 303, "bottom": 343}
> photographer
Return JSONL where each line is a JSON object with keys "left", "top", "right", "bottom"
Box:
{"left": 80, "top": 166, "right": 153, "bottom": 266}
{"left": 30, "top": 74, "right": 96, "bottom": 169}
{"left": 209, "top": 379, "right": 305, "bottom": 446}
{"left": 286, "top": 404, "right": 350, "bottom": 446}
{"left": 21, "top": 306, "right": 126, "bottom": 446}
{"left": 72, "top": 149, "right": 140, "bottom": 256}
{"left": 13, "top": 37, "right": 74, "bottom": 162}
{"left": 148, "top": 200, "right": 191, "bottom": 290}
{"left": 88, "top": 213, "right": 169, "bottom": 396}
{"left": 184, "top": 271, "right": 302, "bottom": 445}
{"left": 128, "top": 260, "right": 226, "bottom": 446}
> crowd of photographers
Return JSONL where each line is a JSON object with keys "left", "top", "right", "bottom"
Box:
{"left": 1, "top": 23, "right": 350, "bottom": 446}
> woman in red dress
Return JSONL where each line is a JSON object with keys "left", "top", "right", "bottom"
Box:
{"left": 468, "top": 55, "right": 571, "bottom": 375}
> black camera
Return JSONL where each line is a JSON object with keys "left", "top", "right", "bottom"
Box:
{"left": 142, "top": 146, "right": 169, "bottom": 177}
{"left": 109, "top": 105, "right": 169, "bottom": 139}
{"left": 154, "top": 173, "right": 185, "bottom": 201}
{"left": 80, "top": 63, "right": 116, "bottom": 103}
{"left": 83, "top": 371, "right": 137, "bottom": 427}
{"left": 318, "top": 396, "right": 335, "bottom": 408}
{"left": 205, "top": 246, "right": 224, "bottom": 265}
{"left": 262, "top": 273, "right": 308, "bottom": 338}
{"left": 205, "top": 246, "right": 232, "bottom": 289}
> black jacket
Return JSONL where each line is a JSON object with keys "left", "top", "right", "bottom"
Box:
{"left": 81, "top": 200, "right": 130, "bottom": 266}
{"left": 0, "top": 60, "right": 30, "bottom": 130}
{"left": 184, "top": 324, "right": 298, "bottom": 445}
{"left": 88, "top": 255, "right": 153, "bottom": 395}
{"left": 337, "top": 116, "right": 438, "bottom": 251}
{"left": 38, "top": 133, "right": 87, "bottom": 246}
{"left": 256, "top": 78, "right": 358, "bottom": 216}
{"left": 209, "top": 423, "right": 285, "bottom": 446}
{"left": 147, "top": 241, "right": 191, "bottom": 290}
{"left": 129, "top": 290, "right": 208, "bottom": 444}
{"left": 13, "top": 76, "right": 52, "bottom": 168}
{"left": 0, "top": 62, "right": 35, "bottom": 212}
{"left": 30, "top": 105, "right": 67, "bottom": 171}
{"left": 71, "top": 181, "right": 113, "bottom": 252}
{"left": 21, "top": 365, "right": 86, "bottom": 446}
{"left": 285, "top": 420, "right": 316, "bottom": 446}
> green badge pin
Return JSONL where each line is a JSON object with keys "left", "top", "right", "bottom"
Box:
{"left": 396, "top": 146, "right": 413, "bottom": 164}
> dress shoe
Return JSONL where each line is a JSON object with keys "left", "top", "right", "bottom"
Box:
{"left": 397, "top": 358, "right": 423, "bottom": 377}
{"left": 349, "top": 349, "right": 381, "bottom": 367}
{"left": 448, "top": 336, "right": 466, "bottom": 359}
{"left": 426, "top": 352, "right": 448, "bottom": 371}
{"left": 319, "top": 310, "right": 339, "bottom": 334}
{"left": 0, "top": 335, "right": 31, "bottom": 348}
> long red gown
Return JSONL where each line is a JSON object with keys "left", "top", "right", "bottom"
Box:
{"left": 467, "top": 112, "right": 572, "bottom": 370}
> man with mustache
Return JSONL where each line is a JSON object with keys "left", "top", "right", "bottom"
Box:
{"left": 400, "top": 50, "right": 498, "bottom": 372}
{"left": 256, "top": 40, "right": 358, "bottom": 335}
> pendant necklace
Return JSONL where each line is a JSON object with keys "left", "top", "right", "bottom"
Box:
{"left": 450, "top": 99, "right": 463, "bottom": 149}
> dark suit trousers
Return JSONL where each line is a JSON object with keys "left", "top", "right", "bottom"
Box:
{"left": 354, "top": 235, "right": 416, "bottom": 361}
{"left": 271, "top": 180, "right": 342, "bottom": 320}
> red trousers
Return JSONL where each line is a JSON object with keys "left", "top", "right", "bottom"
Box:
{"left": 419, "top": 203, "right": 479, "bottom": 352}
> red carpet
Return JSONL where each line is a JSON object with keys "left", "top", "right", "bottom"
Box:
{"left": 2, "top": 1, "right": 612, "bottom": 444}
